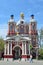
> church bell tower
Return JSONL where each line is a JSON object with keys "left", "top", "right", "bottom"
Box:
{"left": 29, "top": 14, "right": 38, "bottom": 58}
{"left": 7, "top": 15, "right": 16, "bottom": 36}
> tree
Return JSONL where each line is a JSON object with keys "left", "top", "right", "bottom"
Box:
{"left": 0, "top": 37, "right": 5, "bottom": 58}
{"left": 40, "top": 28, "right": 43, "bottom": 40}
{"left": 30, "top": 44, "right": 33, "bottom": 50}
{"left": 0, "top": 37, "right": 4, "bottom": 51}
{"left": 38, "top": 28, "right": 43, "bottom": 47}
{"left": 38, "top": 48, "right": 43, "bottom": 60}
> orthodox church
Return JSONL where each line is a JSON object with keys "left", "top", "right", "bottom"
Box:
{"left": 4, "top": 13, "right": 38, "bottom": 61}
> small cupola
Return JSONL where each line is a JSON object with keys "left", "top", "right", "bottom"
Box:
{"left": 9, "top": 15, "right": 14, "bottom": 22}
{"left": 20, "top": 12, "right": 24, "bottom": 24}
{"left": 30, "top": 14, "right": 36, "bottom": 22}
{"left": 31, "top": 14, "right": 34, "bottom": 19}
{"left": 20, "top": 12, "right": 24, "bottom": 19}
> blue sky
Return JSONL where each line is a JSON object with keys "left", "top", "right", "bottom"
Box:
{"left": 0, "top": 0, "right": 43, "bottom": 39}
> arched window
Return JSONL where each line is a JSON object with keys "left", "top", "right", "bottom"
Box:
{"left": 32, "top": 24, "right": 35, "bottom": 30}
{"left": 20, "top": 25, "right": 24, "bottom": 33}
{"left": 10, "top": 24, "right": 13, "bottom": 31}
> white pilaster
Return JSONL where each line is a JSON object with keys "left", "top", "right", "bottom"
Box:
{"left": 25, "top": 41, "right": 26, "bottom": 55}
{"left": 10, "top": 43, "right": 12, "bottom": 55}
{"left": 19, "top": 49, "right": 20, "bottom": 56}
{"left": 4, "top": 44, "right": 6, "bottom": 55}
{"left": 7, "top": 43, "right": 9, "bottom": 55}
{"left": 22, "top": 42, "right": 24, "bottom": 55}
{"left": 29, "top": 44, "right": 30, "bottom": 55}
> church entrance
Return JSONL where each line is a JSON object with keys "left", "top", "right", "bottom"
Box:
{"left": 13, "top": 46, "right": 22, "bottom": 60}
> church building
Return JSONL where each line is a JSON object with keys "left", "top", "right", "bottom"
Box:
{"left": 4, "top": 13, "right": 38, "bottom": 61}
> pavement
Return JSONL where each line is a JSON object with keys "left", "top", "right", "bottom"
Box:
{"left": 0, "top": 60, "right": 43, "bottom": 65}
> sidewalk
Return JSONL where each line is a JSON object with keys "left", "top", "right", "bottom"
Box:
{"left": 0, "top": 60, "right": 43, "bottom": 65}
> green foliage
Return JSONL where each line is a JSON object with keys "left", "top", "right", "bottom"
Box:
{"left": 40, "top": 29, "right": 43, "bottom": 35}
{"left": 40, "top": 28, "right": 43, "bottom": 39}
{"left": 0, "top": 37, "right": 4, "bottom": 51}
{"left": 38, "top": 28, "right": 43, "bottom": 47}
{"left": 30, "top": 44, "right": 33, "bottom": 50}
{"left": 38, "top": 48, "right": 43, "bottom": 60}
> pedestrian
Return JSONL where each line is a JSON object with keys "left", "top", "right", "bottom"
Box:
{"left": 19, "top": 55, "right": 21, "bottom": 61}
{"left": 29, "top": 54, "right": 33, "bottom": 63}
{"left": 20, "top": 55, "right": 21, "bottom": 61}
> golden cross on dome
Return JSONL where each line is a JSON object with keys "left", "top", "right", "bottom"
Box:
{"left": 20, "top": 12, "right": 24, "bottom": 19}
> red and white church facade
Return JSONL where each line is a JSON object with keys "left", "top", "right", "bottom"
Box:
{"left": 4, "top": 13, "right": 38, "bottom": 61}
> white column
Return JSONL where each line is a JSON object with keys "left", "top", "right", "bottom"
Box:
{"left": 29, "top": 44, "right": 30, "bottom": 55}
{"left": 7, "top": 43, "right": 9, "bottom": 55}
{"left": 22, "top": 42, "right": 24, "bottom": 55}
{"left": 4, "top": 44, "right": 6, "bottom": 55}
{"left": 19, "top": 49, "right": 20, "bottom": 56}
{"left": 10, "top": 43, "right": 12, "bottom": 55}
{"left": 25, "top": 41, "right": 26, "bottom": 55}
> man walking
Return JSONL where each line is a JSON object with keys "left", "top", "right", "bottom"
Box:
{"left": 29, "top": 54, "right": 33, "bottom": 63}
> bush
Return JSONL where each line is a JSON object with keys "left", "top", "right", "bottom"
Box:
{"left": 38, "top": 49, "right": 43, "bottom": 60}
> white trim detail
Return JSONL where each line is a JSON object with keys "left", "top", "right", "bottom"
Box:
{"left": 13, "top": 45, "right": 22, "bottom": 50}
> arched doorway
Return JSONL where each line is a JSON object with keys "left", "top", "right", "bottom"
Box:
{"left": 13, "top": 46, "right": 22, "bottom": 60}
